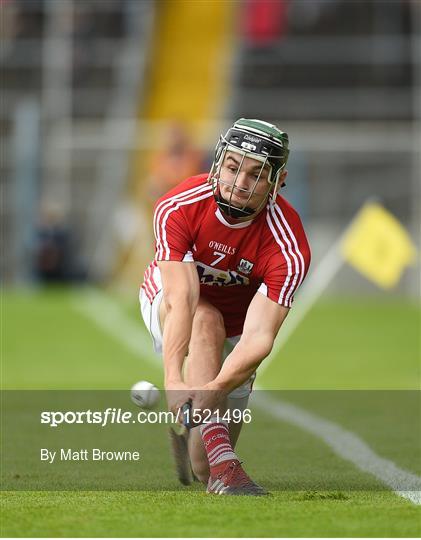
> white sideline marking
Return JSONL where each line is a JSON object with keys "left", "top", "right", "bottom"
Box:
{"left": 259, "top": 236, "right": 345, "bottom": 377}
{"left": 73, "top": 288, "right": 421, "bottom": 505}
{"left": 252, "top": 391, "right": 421, "bottom": 505}
{"left": 72, "top": 288, "right": 158, "bottom": 367}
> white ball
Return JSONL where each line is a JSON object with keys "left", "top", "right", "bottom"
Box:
{"left": 130, "top": 381, "right": 160, "bottom": 409}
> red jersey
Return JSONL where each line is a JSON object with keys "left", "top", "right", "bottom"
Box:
{"left": 141, "top": 174, "right": 311, "bottom": 337}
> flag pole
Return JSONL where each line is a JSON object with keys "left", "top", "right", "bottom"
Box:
{"left": 258, "top": 236, "right": 344, "bottom": 376}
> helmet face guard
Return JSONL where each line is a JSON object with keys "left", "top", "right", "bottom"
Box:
{"left": 208, "top": 119, "right": 289, "bottom": 219}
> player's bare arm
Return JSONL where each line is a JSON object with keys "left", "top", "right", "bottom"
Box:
{"left": 158, "top": 260, "right": 199, "bottom": 412}
{"left": 204, "top": 292, "right": 289, "bottom": 397}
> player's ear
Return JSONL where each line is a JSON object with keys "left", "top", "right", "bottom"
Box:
{"left": 278, "top": 169, "right": 288, "bottom": 189}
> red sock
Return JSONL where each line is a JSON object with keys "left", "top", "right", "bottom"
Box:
{"left": 200, "top": 417, "right": 238, "bottom": 474}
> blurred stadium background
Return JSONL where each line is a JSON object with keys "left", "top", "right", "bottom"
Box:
{"left": 0, "top": 0, "right": 421, "bottom": 400}
{"left": 2, "top": 3, "right": 420, "bottom": 536}
{"left": 1, "top": 0, "right": 420, "bottom": 387}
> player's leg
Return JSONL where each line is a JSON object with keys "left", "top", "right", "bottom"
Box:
{"left": 183, "top": 298, "right": 226, "bottom": 385}
{"left": 182, "top": 298, "right": 227, "bottom": 482}
{"left": 186, "top": 334, "right": 258, "bottom": 491}
{"left": 201, "top": 385, "right": 265, "bottom": 495}
{"left": 220, "top": 336, "right": 255, "bottom": 448}
{"left": 142, "top": 288, "right": 264, "bottom": 494}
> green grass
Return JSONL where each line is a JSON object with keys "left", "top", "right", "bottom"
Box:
{"left": 258, "top": 297, "right": 420, "bottom": 390}
{"left": 3, "top": 289, "right": 418, "bottom": 391}
{"left": 1, "top": 287, "right": 420, "bottom": 537}
{"left": 1, "top": 287, "right": 161, "bottom": 390}
{"left": 2, "top": 491, "right": 420, "bottom": 537}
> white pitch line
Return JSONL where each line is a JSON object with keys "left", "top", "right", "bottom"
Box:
{"left": 73, "top": 288, "right": 421, "bottom": 505}
{"left": 258, "top": 235, "right": 345, "bottom": 377}
{"left": 251, "top": 391, "right": 421, "bottom": 505}
{"left": 72, "top": 287, "right": 159, "bottom": 368}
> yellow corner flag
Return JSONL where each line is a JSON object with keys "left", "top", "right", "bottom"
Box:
{"left": 341, "top": 203, "right": 418, "bottom": 288}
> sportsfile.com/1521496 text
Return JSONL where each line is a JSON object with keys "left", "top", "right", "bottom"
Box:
{"left": 40, "top": 408, "right": 252, "bottom": 428}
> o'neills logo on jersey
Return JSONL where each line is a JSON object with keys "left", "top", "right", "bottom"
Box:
{"left": 208, "top": 241, "right": 236, "bottom": 255}
{"left": 237, "top": 258, "right": 254, "bottom": 275}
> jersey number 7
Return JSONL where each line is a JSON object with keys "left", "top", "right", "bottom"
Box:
{"left": 210, "top": 251, "right": 226, "bottom": 267}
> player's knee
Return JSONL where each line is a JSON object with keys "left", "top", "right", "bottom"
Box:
{"left": 193, "top": 304, "right": 225, "bottom": 340}
{"left": 190, "top": 457, "right": 210, "bottom": 484}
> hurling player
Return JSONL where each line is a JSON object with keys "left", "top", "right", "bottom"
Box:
{"left": 140, "top": 119, "right": 311, "bottom": 495}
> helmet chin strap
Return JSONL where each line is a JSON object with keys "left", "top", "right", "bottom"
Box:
{"left": 216, "top": 193, "right": 255, "bottom": 218}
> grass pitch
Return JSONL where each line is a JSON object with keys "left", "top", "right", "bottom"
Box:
{"left": 3, "top": 491, "right": 420, "bottom": 537}
{"left": 1, "top": 287, "right": 420, "bottom": 537}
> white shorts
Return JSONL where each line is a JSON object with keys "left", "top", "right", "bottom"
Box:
{"left": 139, "top": 288, "right": 255, "bottom": 400}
